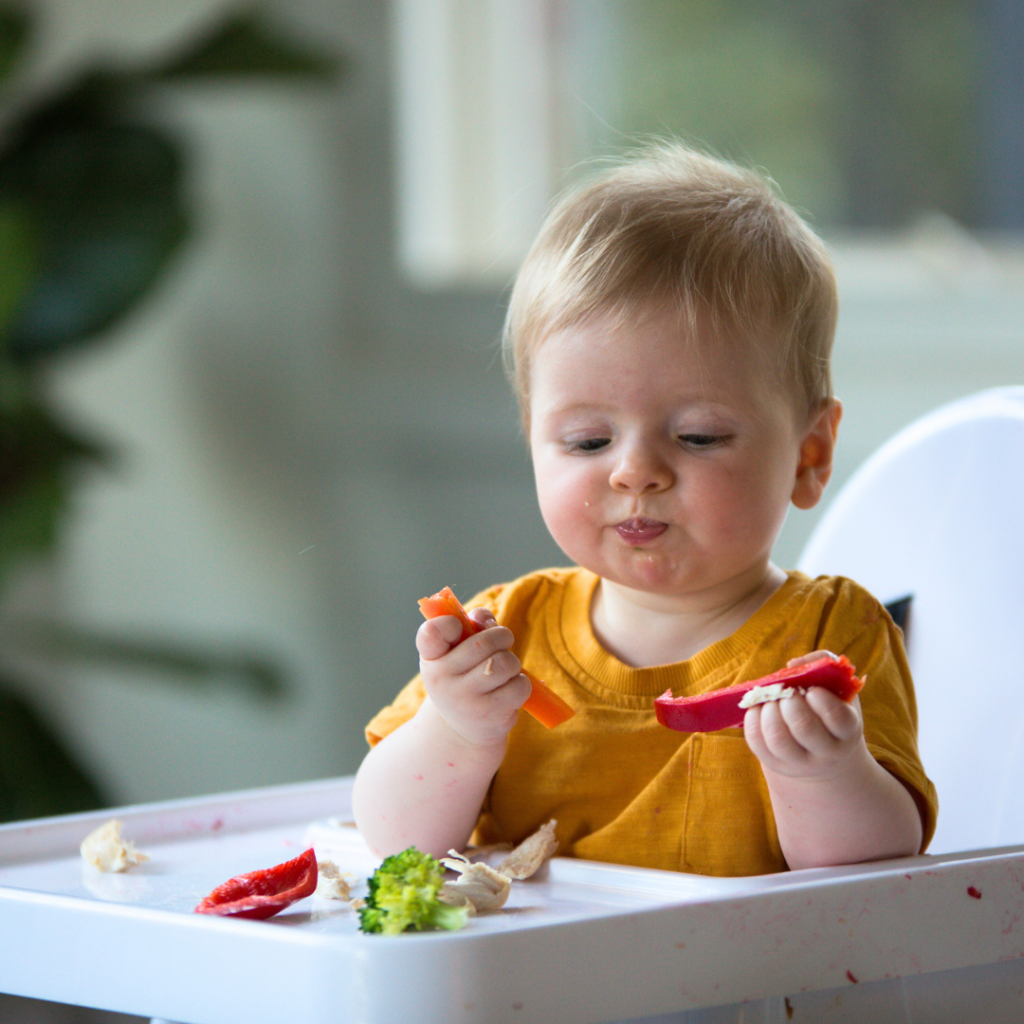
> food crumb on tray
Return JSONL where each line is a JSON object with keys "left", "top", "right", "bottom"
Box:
{"left": 496, "top": 819, "right": 559, "bottom": 880}
{"left": 438, "top": 818, "right": 560, "bottom": 913}
{"left": 80, "top": 819, "right": 149, "bottom": 873}
{"left": 316, "top": 859, "right": 363, "bottom": 907}
{"left": 439, "top": 854, "right": 512, "bottom": 911}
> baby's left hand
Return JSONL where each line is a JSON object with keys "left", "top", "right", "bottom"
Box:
{"left": 743, "top": 686, "right": 865, "bottom": 781}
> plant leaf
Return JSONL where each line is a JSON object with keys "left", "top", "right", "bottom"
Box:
{"left": 0, "top": 454, "right": 66, "bottom": 585}
{"left": 0, "top": 5, "right": 30, "bottom": 89}
{"left": 2, "top": 619, "right": 287, "bottom": 701}
{"left": 0, "top": 200, "right": 38, "bottom": 342}
{"left": 0, "top": 402, "right": 109, "bottom": 589}
{"left": 146, "top": 9, "right": 341, "bottom": 82}
{"left": 0, "top": 7, "right": 340, "bottom": 360}
{"left": 0, "top": 681, "right": 106, "bottom": 823}
{"left": 1, "top": 117, "right": 190, "bottom": 359}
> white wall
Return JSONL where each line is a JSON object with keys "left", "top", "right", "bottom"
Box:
{"left": 7, "top": 0, "right": 1023, "bottom": 808}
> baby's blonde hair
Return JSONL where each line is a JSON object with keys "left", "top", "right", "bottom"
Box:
{"left": 502, "top": 143, "right": 838, "bottom": 424}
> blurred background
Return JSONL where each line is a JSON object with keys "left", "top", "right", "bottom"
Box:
{"left": 2, "top": 0, "right": 1024, "bottom": 874}
{"left": 0, "top": 0, "right": 1021, "bottom": 1019}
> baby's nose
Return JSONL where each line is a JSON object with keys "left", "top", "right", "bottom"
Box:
{"left": 609, "top": 444, "right": 673, "bottom": 493}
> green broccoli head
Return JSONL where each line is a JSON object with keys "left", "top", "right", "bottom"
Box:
{"left": 359, "top": 847, "right": 469, "bottom": 935}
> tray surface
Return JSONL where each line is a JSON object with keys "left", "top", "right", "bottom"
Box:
{"left": 2, "top": 776, "right": 1023, "bottom": 1024}
{"left": 0, "top": 776, "right": 753, "bottom": 934}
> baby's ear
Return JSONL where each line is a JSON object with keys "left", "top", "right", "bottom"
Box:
{"left": 791, "top": 399, "right": 842, "bottom": 510}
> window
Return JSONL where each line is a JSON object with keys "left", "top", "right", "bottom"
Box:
{"left": 391, "top": 0, "right": 1022, "bottom": 288}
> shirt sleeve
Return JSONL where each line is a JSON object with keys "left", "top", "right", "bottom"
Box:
{"left": 818, "top": 587, "right": 939, "bottom": 852}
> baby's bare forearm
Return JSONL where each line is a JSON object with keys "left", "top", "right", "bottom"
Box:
{"left": 766, "top": 751, "right": 923, "bottom": 870}
{"left": 352, "top": 698, "right": 505, "bottom": 859}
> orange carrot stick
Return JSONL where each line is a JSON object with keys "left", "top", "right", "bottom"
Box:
{"left": 418, "top": 586, "right": 576, "bottom": 729}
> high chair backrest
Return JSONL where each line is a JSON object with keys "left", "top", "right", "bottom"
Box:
{"left": 797, "top": 386, "right": 1024, "bottom": 856}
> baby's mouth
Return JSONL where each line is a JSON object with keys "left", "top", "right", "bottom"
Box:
{"left": 615, "top": 517, "right": 668, "bottom": 544}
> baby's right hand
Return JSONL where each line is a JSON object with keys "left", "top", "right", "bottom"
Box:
{"left": 416, "top": 608, "right": 532, "bottom": 748}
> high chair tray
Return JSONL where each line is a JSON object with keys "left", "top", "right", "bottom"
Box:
{"left": 0, "top": 776, "right": 1021, "bottom": 1023}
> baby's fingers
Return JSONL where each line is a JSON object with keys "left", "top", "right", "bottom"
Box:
{"left": 785, "top": 649, "right": 838, "bottom": 669}
{"left": 771, "top": 691, "right": 862, "bottom": 758}
{"left": 805, "top": 688, "right": 862, "bottom": 743}
{"left": 418, "top": 616, "right": 519, "bottom": 686}
{"left": 468, "top": 606, "right": 497, "bottom": 629}
{"left": 746, "top": 691, "right": 865, "bottom": 777}
{"left": 468, "top": 648, "right": 525, "bottom": 695}
{"left": 416, "top": 615, "right": 467, "bottom": 660}
{"left": 745, "top": 701, "right": 810, "bottom": 764}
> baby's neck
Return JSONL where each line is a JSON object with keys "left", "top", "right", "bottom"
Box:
{"left": 591, "top": 566, "right": 788, "bottom": 668}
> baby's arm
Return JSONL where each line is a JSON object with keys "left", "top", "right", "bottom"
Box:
{"left": 352, "top": 609, "right": 531, "bottom": 859}
{"left": 744, "top": 686, "right": 923, "bottom": 870}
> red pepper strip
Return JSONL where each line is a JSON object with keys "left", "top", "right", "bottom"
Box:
{"left": 418, "top": 586, "right": 576, "bottom": 729}
{"left": 655, "top": 654, "right": 864, "bottom": 733}
{"left": 194, "top": 848, "right": 318, "bottom": 920}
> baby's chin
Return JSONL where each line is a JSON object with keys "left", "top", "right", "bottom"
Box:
{"left": 597, "top": 550, "right": 692, "bottom": 597}
{"left": 559, "top": 536, "right": 701, "bottom": 597}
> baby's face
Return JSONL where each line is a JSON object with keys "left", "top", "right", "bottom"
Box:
{"left": 528, "top": 306, "right": 811, "bottom": 605}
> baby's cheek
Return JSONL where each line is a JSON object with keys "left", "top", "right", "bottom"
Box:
{"left": 539, "top": 496, "right": 581, "bottom": 550}
{"left": 537, "top": 471, "right": 581, "bottom": 523}
{"left": 539, "top": 496, "right": 593, "bottom": 563}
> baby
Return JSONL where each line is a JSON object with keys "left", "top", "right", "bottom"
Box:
{"left": 353, "top": 143, "right": 936, "bottom": 876}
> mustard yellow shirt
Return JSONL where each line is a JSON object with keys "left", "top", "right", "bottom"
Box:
{"left": 366, "top": 568, "right": 938, "bottom": 876}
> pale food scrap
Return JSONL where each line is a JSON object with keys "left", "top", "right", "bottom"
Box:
{"left": 439, "top": 853, "right": 511, "bottom": 911}
{"left": 315, "top": 859, "right": 354, "bottom": 900}
{"left": 80, "top": 819, "right": 149, "bottom": 873}
{"left": 496, "top": 818, "right": 559, "bottom": 880}
{"left": 738, "top": 682, "right": 803, "bottom": 709}
{"left": 436, "top": 819, "right": 559, "bottom": 914}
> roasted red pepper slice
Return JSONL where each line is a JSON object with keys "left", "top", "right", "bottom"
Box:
{"left": 655, "top": 654, "right": 864, "bottom": 733}
{"left": 418, "top": 586, "right": 575, "bottom": 729}
{"left": 194, "top": 848, "right": 318, "bottom": 920}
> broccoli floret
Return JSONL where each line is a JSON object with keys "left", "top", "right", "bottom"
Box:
{"left": 358, "top": 847, "right": 469, "bottom": 935}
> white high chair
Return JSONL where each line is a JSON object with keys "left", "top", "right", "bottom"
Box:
{"left": 798, "top": 386, "right": 1024, "bottom": 856}
{"left": 135, "top": 389, "right": 1024, "bottom": 1024}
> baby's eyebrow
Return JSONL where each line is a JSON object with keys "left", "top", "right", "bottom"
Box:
{"left": 541, "top": 399, "right": 608, "bottom": 418}
{"left": 538, "top": 386, "right": 750, "bottom": 420}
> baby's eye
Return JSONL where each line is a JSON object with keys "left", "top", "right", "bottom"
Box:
{"left": 679, "top": 433, "right": 726, "bottom": 449}
{"left": 566, "top": 437, "right": 611, "bottom": 453}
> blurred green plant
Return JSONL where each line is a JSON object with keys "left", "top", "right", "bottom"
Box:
{"left": 0, "top": 4, "right": 340, "bottom": 822}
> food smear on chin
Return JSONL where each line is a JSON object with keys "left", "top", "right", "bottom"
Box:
{"left": 80, "top": 819, "right": 149, "bottom": 873}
